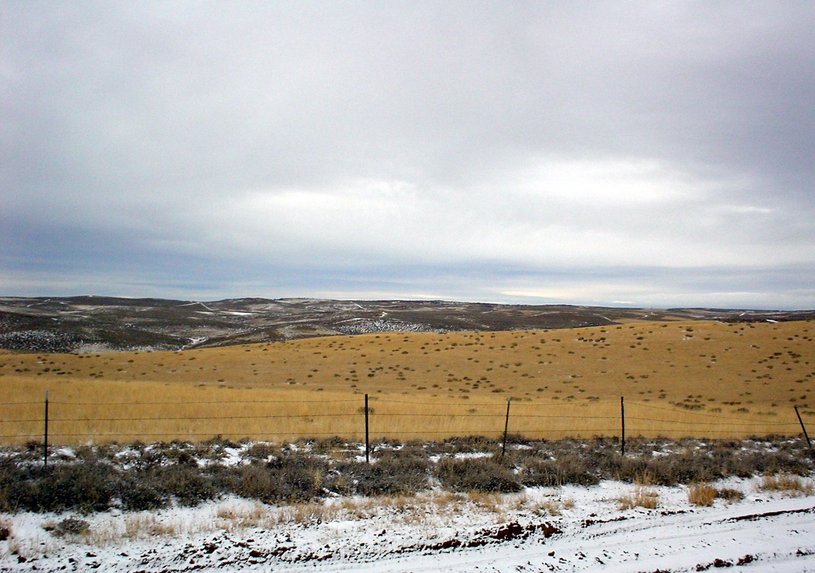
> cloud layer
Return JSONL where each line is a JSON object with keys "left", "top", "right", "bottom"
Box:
{"left": 3, "top": 2, "right": 814, "bottom": 307}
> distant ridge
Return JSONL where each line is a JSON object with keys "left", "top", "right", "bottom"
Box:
{"left": 1, "top": 296, "right": 813, "bottom": 353}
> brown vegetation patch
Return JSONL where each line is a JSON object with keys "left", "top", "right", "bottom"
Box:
{"left": 1, "top": 320, "right": 813, "bottom": 443}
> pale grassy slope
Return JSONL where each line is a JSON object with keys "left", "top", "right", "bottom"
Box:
{"left": 1, "top": 320, "right": 812, "bottom": 443}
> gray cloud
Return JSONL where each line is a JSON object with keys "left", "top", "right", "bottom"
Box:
{"left": 2, "top": 1, "right": 814, "bottom": 307}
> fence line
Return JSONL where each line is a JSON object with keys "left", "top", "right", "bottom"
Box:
{"left": 1, "top": 392, "right": 811, "bottom": 462}
{"left": 43, "top": 399, "right": 361, "bottom": 406}
{"left": 626, "top": 400, "right": 781, "bottom": 422}
{"left": 626, "top": 416, "right": 795, "bottom": 427}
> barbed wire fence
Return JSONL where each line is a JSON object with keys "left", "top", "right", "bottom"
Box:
{"left": 1, "top": 391, "right": 812, "bottom": 466}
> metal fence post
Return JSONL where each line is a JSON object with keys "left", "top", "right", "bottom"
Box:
{"left": 620, "top": 396, "right": 626, "bottom": 457}
{"left": 795, "top": 405, "right": 812, "bottom": 449}
{"left": 500, "top": 398, "right": 511, "bottom": 461}
{"left": 364, "top": 394, "right": 370, "bottom": 463}
{"left": 43, "top": 389, "right": 49, "bottom": 467}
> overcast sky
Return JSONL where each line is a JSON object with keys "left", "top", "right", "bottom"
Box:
{"left": 2, "top": 1, "right": 814, "bottom": 308}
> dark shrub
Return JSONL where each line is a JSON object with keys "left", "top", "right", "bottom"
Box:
{"left": 717, "top": 487, "right": 745, "bottom": 502}
{"left": 310, "top": 436, "right": 347, "bottom": 454}
{"left": 129, "top": 448, "right": 168, "bottom": 470}
{"left": 436, "top": 457, "right": 521, "bottom": 493}
{"left": 28, "top": 462, "right": 117, "bottom": 513}
{"left": 235, "top": 454, "right": 328, "bottom": 503}
{"left": 74, "top": 445, "right": 98, "bottom": 463}
{"left": 151, "top": 441, "right": 198, "bottom": 467}
{"left": 430, "top": 436, "right": 499, "bottom": 455}
{"left": 609, "top": 452, "right": 716, "bottom": 485}
{"left": 271, "top": 453, "right": 328, "bottom": 502}
{"left": 0, "top": 458, "right": 30, "bottom": 512}
{"left": 117, "top": 462, "right": 216, "bottom": 509}
{"left": 243, "top": 443, "right": 278, "bottom": 461}
{"left": 117, "top": 472, "right": 168, "bottom": 511}
{"left": 233, "top": 464, "right": 276, "bottom": 502}
{"left": 722, "top": 449, "right": 810, "bottom": 477}
{"left": 203, "top": 463, "right": 238, "bottom": 497}
{"left": 23, "top": 440, "right": 41, "bottom": 455}
{"left": 338, "top": 455, "right": 430, "bottom": 496}
{"left": 170, "top": 449, "right": 198, "bottom": 467}
{"left": 519, "top": 456, "right": 599, "bottom": 487}
{"left": 51, "top": 517, "right": 90, "bottom": 537}
{"left": 202, "top": 435, "right": 239, "bottom": 449}
{"left": 153, "top": 464, "right": 216, "bottom": 506}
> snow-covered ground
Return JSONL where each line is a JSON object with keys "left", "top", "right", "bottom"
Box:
{"left": 2, "top": 475, "right": 814, "bottom": 572}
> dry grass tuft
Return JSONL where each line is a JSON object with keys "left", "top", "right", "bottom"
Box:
{"left": 716, "top": 487, "right": 745, "bottom": 502}
{"left": 616, "top": 486, "right": 659, "bottom": 510}
{"left": 214, "top": 501, "right": 270, "bottom": 529}
{"left": 759, "top": 472, "right": 815, "bottom": 495}
{"left": 86, "top": 513, "right": 181, "bottom": 545}
{"left": 529, "top": 496, "right": 575, "bottom": 516}
{"left": 633, "top": 470, "right": 657, "bottom": 486}
{"left": 688, "top": 483, "right": 718, "bottom": 506}
{"left": 123, "top": 514, "right": 178, "bottom": 538}
{"left": 688, "top": 483, "right": 747, "bottom": 506}
{"left": 466, "top": 491, "right": 504, "bottom": 513}
{"left": 276, "top": 501, "right": 338, "bottom": 525}
{"left": 532, "top": 500, "right": 562, "bottom": 516}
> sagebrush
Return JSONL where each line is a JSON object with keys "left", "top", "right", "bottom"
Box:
{"left": 0, "top": 436, "right": 812, "bottom": 513}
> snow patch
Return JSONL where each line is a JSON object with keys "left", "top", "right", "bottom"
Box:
{"left": 3, "top": 477, "right": 814, "bottom": 572}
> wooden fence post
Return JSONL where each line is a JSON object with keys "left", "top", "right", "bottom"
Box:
{"left": 43, "top": 389, "right": 49, "bottom": 467}
{"left": 795, "top": 405, "right": 812, "bottom": 449}
{"left": 620, "top": 396, "right": 625, "bottom": 457}
{"left": 364, "top": 394, "right": 370, "bottom": 463}
{"left": 500, "top": 398, "right": 511, "bottom": 461}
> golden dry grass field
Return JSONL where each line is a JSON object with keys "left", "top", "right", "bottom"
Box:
{"left": 0, "top": 319, "right": 813, "bottom": 444}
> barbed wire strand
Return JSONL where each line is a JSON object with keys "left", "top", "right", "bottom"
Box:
{"left": 47, "top": 398, "right": 360, "bottom": 406}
